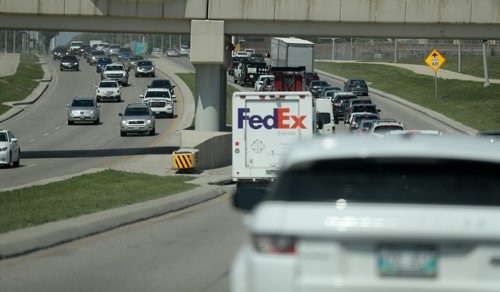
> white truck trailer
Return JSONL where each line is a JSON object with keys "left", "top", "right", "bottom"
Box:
{"left": 270, "top": 37, "right": 315, "bottom": 72}
{"left": 232, "top": 91, "right": 316, "bottom": 189}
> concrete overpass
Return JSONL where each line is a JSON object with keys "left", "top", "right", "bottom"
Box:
{"left": 2, "top": 0, "right": 500, "bottom": 131}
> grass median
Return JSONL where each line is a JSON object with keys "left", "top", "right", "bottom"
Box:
{"left": 176, "top": 72, "right": 238, "bottom": 125}
{"left": 368, "top": 56, "right": 500, "bottom": 79}
{"left": 0, "top": 54, "right": 43, "bottom": 115}
{"left": 316, "top": 61, "right": 500, "bottom": 131}
{"left": 0, "top": 169, "right": 197, "bottom": 234}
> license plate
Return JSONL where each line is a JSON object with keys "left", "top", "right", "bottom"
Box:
{"left": 378, "top": 244, "right": 437, "bottom": 278}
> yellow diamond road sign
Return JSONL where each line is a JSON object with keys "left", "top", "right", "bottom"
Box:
{"left": 425, "top": 49, "right": 446, "bottom": 72}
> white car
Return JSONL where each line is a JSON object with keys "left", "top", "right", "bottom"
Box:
{"left": 95, "top": 80, "right": 122, "bottom": 102}
{"left": 142, "top": 98, "right": 174, "bottom": 118}
{"left": 140, "top": 88, "right": 173, "bottom": 101}
{"left": 231, "top": 135, "right": 500, "bottom": 292}
{"left": 179, "top": 45, "right": 190, "bottom": 57}
{"left": 0, "top": 129, "right": 20, "bottom": 168}
{"left": 254, "top": 74, "right": 274, "bottom": 91}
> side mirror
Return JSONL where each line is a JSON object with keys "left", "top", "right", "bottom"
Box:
{"left": 172, "top": 85, "right": 176, "bottom": 88}
{"left": 139, "top": 95, "right": 144, "bottom": 99}
{"left": 147, "top": 85, "right": 150, "bottom": 88}
{"left": 118, "top": 113, "right": 123, "bottom": 116}
{"left": 378, "top": 109, "right": 381, "bottom": 112}
{"left": 317, "top": 120, "right": 324, "bottom": 130}
{"left": 66, "top": 104, "right": 70, "bottom": 107}
{"left": 11, "top": 138, "right": 18, "bottom": 143}
{"left": 232, "top": 185, "right": 268, "bottom": 211}
{"left": 95, "top": 85, "right": 98, "bottom": 88}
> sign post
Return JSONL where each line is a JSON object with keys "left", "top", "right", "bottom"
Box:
{"left": 425, "top": 49, "right": 446, "bottom": 99}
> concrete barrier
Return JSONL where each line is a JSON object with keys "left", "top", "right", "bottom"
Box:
{"left": 179, "top": 130, "right": 231, "bottom": 170}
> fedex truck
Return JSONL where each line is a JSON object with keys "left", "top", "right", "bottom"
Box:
{"left": 232, "top": 91, "right": 316, "bottom": 189}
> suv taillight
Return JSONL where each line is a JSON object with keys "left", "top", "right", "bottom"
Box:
{"left": 253, "top": 234, "right": 296, "bottom": 255}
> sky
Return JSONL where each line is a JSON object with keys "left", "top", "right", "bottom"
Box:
{"left": 54, "top": 32, "right": 81, "bottom": 46}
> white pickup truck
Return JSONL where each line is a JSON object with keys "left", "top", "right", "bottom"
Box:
{"left": 101, "top": 63, "right": 129, "bottom": 86}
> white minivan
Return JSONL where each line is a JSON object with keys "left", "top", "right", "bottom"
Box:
{"left": 315, "top": 98, "right": 335, "bottom": 135}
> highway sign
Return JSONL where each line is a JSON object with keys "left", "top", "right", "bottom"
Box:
{"left": 425, "top": 49, "right": 446, "bottom": 72}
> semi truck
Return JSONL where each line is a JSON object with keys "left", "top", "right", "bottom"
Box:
{"left": 232, "top": 91, "right": 316, "bottom": 190}
{"left": 270, "top": 37, "right": 314, "bottom": 73}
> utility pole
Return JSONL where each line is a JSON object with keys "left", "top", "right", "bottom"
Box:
{"left": 4, "top": 30, "right": 7, "bottom": 53}
{"left": 457, "top": 39, "right": 462, "bottom": 73}
{"left": 331, "top": 37, "right": 336, "bottom": 61}
{"left": 393, "top": 38, "right": 398, "bottom": 63}
{"left": 481, "top": 40, "right": 490, "bottom": 87}
{"left": 13, "top": 30, "right": 16, "bottom": 53}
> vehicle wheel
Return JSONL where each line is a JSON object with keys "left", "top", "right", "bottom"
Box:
{"left": 116, "top": 97, "right": 121, "bottom": 102}
{"left": 152, "top": 73, "right": 155, "bottom": 77}
{"left": 120, "top": 131, "right": 126, "bottom": 137}
{"left": 13, "top": 150, "right": 20, "bottom": 167}
{"left": 149, "top": 127, "right": 155, "bottom": 136}
{"left": 234, "top": 79, "right": 237, "bottom": 84}
{"left": 96, "top": 97, "right": 101, "bottom": 102}
{"left": 95, "top": 118, "right": 100, "bottom": 125}
{"left": 135, "top": 74, "right": 139, "bottom": 77}
{"left": 60, "top": 68, "right": 63, "bottom": 71}
{"left": 68, "top": 120, "right": 74, "bottom": 125}
{"left": 334, "top": 117, "right": 339, "bottom": 125}
{"left": 123, "top": 81, "right": 128, "bottom": 86}
{"left": 6, "top": 151, "right": 12, "bottom": 168}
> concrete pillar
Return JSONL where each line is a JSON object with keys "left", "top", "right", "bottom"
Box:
{"left": 190, "top": 20, "right": 229, "bottom": 131}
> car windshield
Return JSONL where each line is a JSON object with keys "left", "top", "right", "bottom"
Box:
{"left": 71, "top": 99, "right": 95, "bottom": 107}
{"left": 353, "top": 105, "right": 377, "bottom": 113}
{"left": 350, "top": 80, "right": 366, "bottom": 86}
{"left": 0, "top": 133, "right": 7, "bottom": 142}
{"left": 150, "top": 80, "right": 172, "bottom": 88}
{"left": 105, "top": 65, "right": 123, "bottom": 71}
{"left": 312, "top": 81, "right": 329, "bottom": 87}
{"left": 124, "top": 107, "right": 150, "bottom": 116}
{"left": 138, "top": 61, "right": 153, "bottom": 66}
{"left": 99, "top": 82, "right": 118, "bottom": 88}
{"left": 374, "top": 125, "right": 404, "bottom": 133}
{"left": 61, "top": 56, "right": 77, "bottom": 62}
{"left": 145, "top": 91, "right": 170, "bottom": 98}
{"left": 271, "top": 158, "right": 500, "bottom": 206}
{"left": 355, "top": 115, "right": 378, "bottom": 123}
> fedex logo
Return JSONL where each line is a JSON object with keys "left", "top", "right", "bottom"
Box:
{"left": 237, "top": 108, "right": 307, "bottom": 129}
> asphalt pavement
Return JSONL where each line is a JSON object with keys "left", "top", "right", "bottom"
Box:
{"left": 0, "top": 54, "right": 482, "bottom": 259}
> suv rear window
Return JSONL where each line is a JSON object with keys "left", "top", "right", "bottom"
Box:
{"left": 270, "top": 158, "right": 500, "bottom": 206}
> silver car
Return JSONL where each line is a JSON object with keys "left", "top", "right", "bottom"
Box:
{"left": 67, "top": 97, "right": 100, "bottom": 125}
{"left": 0, "top": 129, "right": 20, "bottom": 168}
{"left": 119, "top": 103, "right": 156, "bottom": 136}
{"left": 134, "top": 60, "right": 155, "bottom": 77}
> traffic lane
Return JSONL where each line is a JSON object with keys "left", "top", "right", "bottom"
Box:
{"left": 318, "top": 73, "right": 459, "bottom": 134}
{"left": 0, "top": 194, "right": 244, "bottom": 292}
{"left": 0, "top": 57, "right": 180, "bottom": 189}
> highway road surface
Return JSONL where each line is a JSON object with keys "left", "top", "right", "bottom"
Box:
{"left": 0, "top": 56, "right": 184, "bottom": 190}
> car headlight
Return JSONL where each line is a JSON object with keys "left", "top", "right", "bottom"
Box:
{"left": 90, "top": 110, "right": 95, "bottom": 114}
{"left": 146, "top": 119, "right": 151, "bottom": 124}
{"left": 0, "top": 146, "right": 7, "bottom": 152}
{"left": 121, "top": 120, "right": 127, "bottom": 125}
{"left": 74, "top": 62, "right": 78, "bottom": 65}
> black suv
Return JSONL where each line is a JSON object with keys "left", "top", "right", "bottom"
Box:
{"left": 60, "top": 55, "right": 79, "bottom": 71}
{"left": 344, "top": 79, "right": 369, "bottom": 96}
{"left": 148, "top": 79, "right": 175, "bottom": 97}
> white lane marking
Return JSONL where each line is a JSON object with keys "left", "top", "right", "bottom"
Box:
{"left": 28, "top": 163, "right": 36, "bottom": 167}
{"left": 29, "top": 139, "right": 36, "bottom": 142}
{"left": 55, "top": 126, "right": 60, "bottom": 130}
{"left": 43, "top": 133, "right": 49, "bottom": 137}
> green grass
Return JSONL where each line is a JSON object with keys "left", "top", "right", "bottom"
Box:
{"left": 0, "top": 54, "right": 43, "bottom": 115}
{"left": 315, "top": 62, "right": 500, "bottom": 131}
{"left": 176, "top": 73, "right": 238, "bottom": 126}
{"left": 369, "top": 56, "right": 500, "bottom": 79}
{"left": 0, "top": 169, "right": 197, "bottom": 234}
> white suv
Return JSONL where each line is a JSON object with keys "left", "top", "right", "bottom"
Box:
{"left": 101, "top": 63, "right": 129, "bottom": 86}
{"left": 231, "top": 135, "right": 500, "bottom": 292}
{"left": 95, "top": 80, "right": 121, "bottom": 102}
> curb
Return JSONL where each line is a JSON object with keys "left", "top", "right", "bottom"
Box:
{"left": 315, "top": 69, "right": 479, "bottom": 136}
{"left": 0, "top": 183, "right": 231, "bottom": 259}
